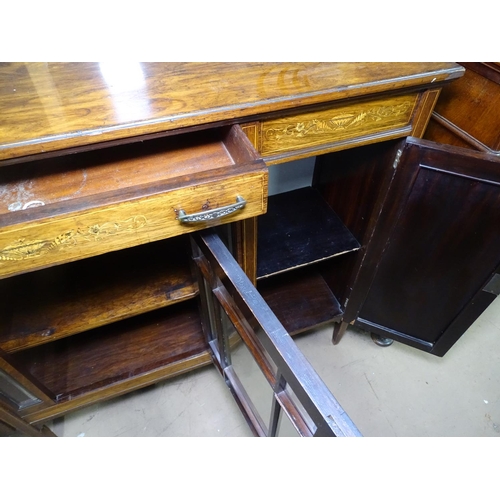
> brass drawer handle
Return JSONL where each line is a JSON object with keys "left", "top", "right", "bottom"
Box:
{"left": 177, "top": 196, "right": 246, "bottom": 223}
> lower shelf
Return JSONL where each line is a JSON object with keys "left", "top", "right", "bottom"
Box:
{"left": 10, "top": 301, "right": 207, "bottom": 403}
{"left": 258, "top": 268, "right": 343, "bottom": 334}
{"left": 0, "top": 236, "right": 198, "bottom": 353}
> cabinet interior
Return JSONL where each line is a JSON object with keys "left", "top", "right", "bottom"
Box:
{"left": 10, "top": 303, "right": 206, "bottom": 402}
{"left": 256, "top": 140, "right": 399, "bottom": 335}
{"left": 0, "top": 125, "right": 265, "bottom": 409}
{"left": 0, "top": 235, "right": 197, "bottom": 353}
{"left": 1, "top": 139, "right": 400, "bottom": 412}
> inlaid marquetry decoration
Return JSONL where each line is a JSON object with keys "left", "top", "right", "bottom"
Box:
{"left": 0, "top": 171, "right": 267, "bottom": 279}
{"left": 0, "top": 216, "right": 148, "bottom": 261}
{"left": 240, "top": 123, "right": 260, "bottom": 150}
{"left": 260, "top": 94, "right": 418, "bottom": 156}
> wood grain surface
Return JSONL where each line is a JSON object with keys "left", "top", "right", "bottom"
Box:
{"left": 424, "top": 63, "right": 500, "bottom": 153}
{"left": 0, "top": 236, "right": 197, "bottom": 352}
{"left": 0, "top": 63, "right": 463, "bottom": 161}
{"left": 10, "top": 302, "right": 206, "bottom": 401}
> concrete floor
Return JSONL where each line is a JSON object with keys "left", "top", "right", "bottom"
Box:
{"left": 49, "top": 296, "right": 500, "bottom": 437}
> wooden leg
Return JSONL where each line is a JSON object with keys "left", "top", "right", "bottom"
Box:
{"left": 332, "top": 321, "right": 349, "bottom": 345}
{"left": 370, "top": 333, "right": 394, "bottom": 347}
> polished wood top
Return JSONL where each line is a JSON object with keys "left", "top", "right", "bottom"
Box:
{"left": 0, "top": 62, "right": 464, "bottom": 162}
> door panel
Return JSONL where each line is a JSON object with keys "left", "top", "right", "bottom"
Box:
{"left": 356, "top": 138, "right": 500, "bottom": 356}
{"left": 191, "top": 230, "right": 361, "bottom": 437}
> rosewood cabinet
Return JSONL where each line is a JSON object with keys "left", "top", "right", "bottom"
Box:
{"left": 0, "top": 63, "right": 464, "bottom": 436}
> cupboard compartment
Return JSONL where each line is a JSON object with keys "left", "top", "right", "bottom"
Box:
{"left": 0, "top": 235, "right": 197, "bottom": 352}
{"left": 9, "top": 301, "right": 208, "bottom": 404}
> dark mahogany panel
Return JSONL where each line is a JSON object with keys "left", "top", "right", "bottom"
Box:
{"left": 358, "top": 138, "right": 500, "bottom": 354}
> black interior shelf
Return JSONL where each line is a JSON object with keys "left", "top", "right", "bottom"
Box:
{"left": 257, "top": 187, "right": 361, "bottom": 279}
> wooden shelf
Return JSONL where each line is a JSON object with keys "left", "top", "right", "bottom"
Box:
{"left": 10, "top": 301, "right": 207, "bottom": 402}
{"left": 0, "top": 236, "right": 198, "bottom": 353}
{"left": 258, "top": 268, "right": 343, "bottom": 335}
{"left": 257, "top": 187, "right": 360, "bottom": 279}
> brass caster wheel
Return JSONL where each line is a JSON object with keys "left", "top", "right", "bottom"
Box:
{"left": 371, "top": 333, "right": 394, "bottom": 347}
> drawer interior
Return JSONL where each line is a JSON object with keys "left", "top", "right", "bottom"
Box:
{"left": 0, "top": 125, "right": 263, "bottom": 223}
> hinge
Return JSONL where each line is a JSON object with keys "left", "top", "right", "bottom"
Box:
{"left": 392, "top": 148, "right": 403, "bottom": 170}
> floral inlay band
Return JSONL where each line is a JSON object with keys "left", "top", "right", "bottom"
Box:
{"left": 263, "top": 101, "right": 414, "bottom": 143}
{"left": 0, "top": 215, "right": 148, "bottom": 261}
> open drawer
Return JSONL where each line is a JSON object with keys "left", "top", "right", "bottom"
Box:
{"left": 0, "top": 125, "right": 267, "bottom": 278}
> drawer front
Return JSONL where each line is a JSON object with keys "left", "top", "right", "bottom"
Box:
{"left": 259, "top": 93, "right": 419, "bottom": 159}
{"left": 0, "top": 171, "right": 267, "bottom": 278}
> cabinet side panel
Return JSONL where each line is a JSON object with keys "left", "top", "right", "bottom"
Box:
{"left": 313, "top": 140, "right": 402, "bottom": 306}
{"left": 410, "top": 89, "right": 441, "bottom": 139}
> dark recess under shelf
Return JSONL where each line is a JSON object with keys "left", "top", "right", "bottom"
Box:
{"left": 258, "top": 268, "right": 343, "bottom": 334}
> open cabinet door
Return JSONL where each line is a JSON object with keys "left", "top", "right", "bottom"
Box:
{"left": 352, "top": 137, "right": 500, "bottom": 356}
{"left": 191, "top": 230, "right": 361, "bottom": 437}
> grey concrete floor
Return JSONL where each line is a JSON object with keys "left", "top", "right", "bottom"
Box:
{"left": 49, "top": 296, "right": 500, "bottom": 437}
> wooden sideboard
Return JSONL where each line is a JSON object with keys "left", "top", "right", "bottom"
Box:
{"left": 2, "top": 62, "right": 485, "bottom": 436}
